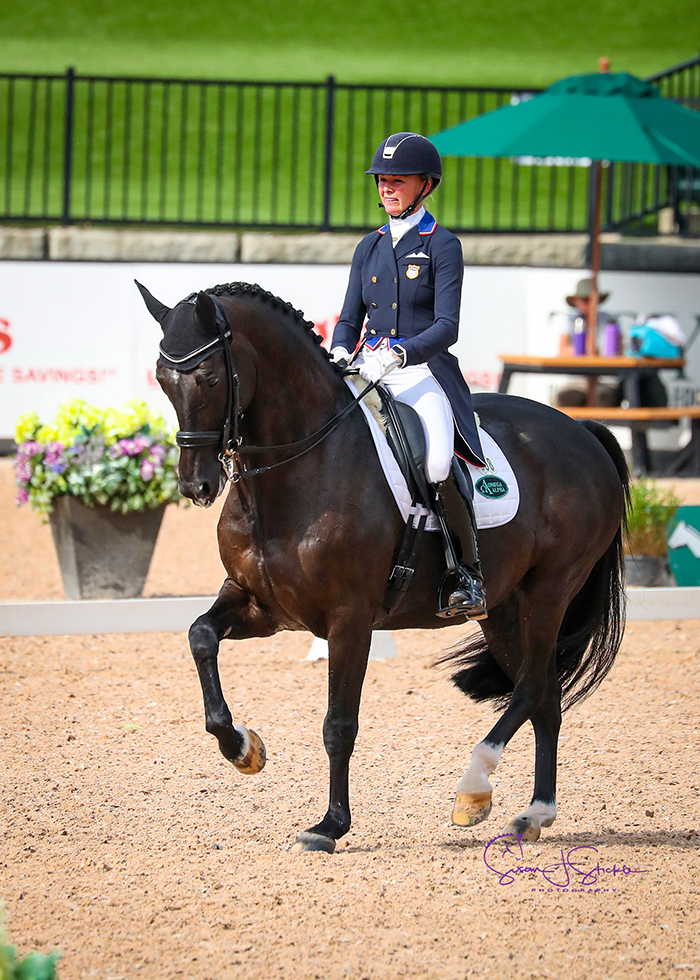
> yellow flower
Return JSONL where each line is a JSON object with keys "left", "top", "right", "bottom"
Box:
{"left": 15, "top": 412, "right": 41, "bottom": 444}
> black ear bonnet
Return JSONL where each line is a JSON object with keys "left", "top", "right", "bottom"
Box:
{"left": 158, "top": 293, "right": 232, "bottom": 372}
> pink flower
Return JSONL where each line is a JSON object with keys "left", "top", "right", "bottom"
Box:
{"left": 17, "top": 441, "right": 41, "bottom": 459}
{"left": 15, "top": 487, "right": 29, "bottom": 505}
{"left": 140, "top": 459, "right": 156, "bottom": 481}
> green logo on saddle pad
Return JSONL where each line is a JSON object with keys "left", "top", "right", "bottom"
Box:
{"left": 475, "top": 475, "right": 509, "bottom": 498}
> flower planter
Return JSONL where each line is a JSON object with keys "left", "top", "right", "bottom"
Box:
{"left": 624, "top": 554, "right": 676, "bottom": 588}
{"left": 49, "top": 497, "right": 166, "bottom": 600}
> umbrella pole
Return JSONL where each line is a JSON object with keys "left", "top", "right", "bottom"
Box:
{"left": 586, "top": 159, "right": 603, "bottom": 356}
{"left": 585, "top": 159, "right": 603, "bottom": 404}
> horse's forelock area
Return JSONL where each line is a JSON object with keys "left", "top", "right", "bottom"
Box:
{"left": 1, "top": 457, "right": 700, "bottom": 980}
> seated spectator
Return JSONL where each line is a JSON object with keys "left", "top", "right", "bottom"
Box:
{"left": 555, "top": 278, "right": 622, "bottom": 407}
{"left": 558, "top": 277, "right": 614, "bottom": 356}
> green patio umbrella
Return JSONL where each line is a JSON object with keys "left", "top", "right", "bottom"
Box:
{"left": 431, "top": 71, "right": 700, "bottom": 353}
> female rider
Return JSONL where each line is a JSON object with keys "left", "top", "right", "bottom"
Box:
{"left": 330, "top": 132, "right": 487, "bottom": 620}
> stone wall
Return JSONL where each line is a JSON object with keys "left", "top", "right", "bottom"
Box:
{"left": 1, "top": 225, "right": 700, "bottom": 271}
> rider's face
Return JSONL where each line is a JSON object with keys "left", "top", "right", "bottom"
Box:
{"left": 377, "top": 173, "right": 428, "bottom": 217}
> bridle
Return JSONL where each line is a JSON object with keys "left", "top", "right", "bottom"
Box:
{"left": 172, "top": 300, "right": 241, "bottom": 459}
{"left": 170, "top": 297, "right": 379, "bottom": 483}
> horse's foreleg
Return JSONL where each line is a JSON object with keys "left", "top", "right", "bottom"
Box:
{"left": 501, "top": 674, "right": 561, "bottom": 842}
{"left": 189, "top": 585, "right": 272, "bottom": 773}
{"left": 291, "top": 618, "right": 372, "bottom": 855}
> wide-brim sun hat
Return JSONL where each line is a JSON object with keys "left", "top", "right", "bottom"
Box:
{"left": 566, "top": 277, "right": 610, "bottom": 306}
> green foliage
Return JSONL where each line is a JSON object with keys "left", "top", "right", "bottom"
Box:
{"left": 13, "top": 399, "right": 181, "bottom": 516}
{"left": 0, "top": 905, "right": 60, "bottom": 980}
{"left": 625, "top": 478, "right": 681, "bottom": 556}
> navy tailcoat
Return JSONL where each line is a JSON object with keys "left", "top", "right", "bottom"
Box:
{"left": 332, "top": 210, "right": 485, "bottom": 466}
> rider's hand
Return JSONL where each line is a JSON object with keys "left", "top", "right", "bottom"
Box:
{"left": 330, "top": 347, "right": 352, "bottom": 369}
{"left": 358, "top": 346, "right": 402, "bottom": 384}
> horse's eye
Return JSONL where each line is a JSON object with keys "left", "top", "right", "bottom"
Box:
{"left": 207, "top": 376, "right": 220, "bottom": 388}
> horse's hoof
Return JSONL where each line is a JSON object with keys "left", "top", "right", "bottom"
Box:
{"left": 502, "top": 817, "right": 541, "bottom": 842}
{"left": 289, "top": 831, "right": 336, "bottom": 854}
{"left": 232, "top": 726, "right": 266, "bottom": 774}
{"left": 452, "top": 791, "right": 493, "bottom": 827}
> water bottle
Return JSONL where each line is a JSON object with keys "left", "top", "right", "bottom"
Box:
{"left": 573, "top": 316, "right": 586, "bottom": 355}
{"left": 602, "top": 320, "right": 621, "bottom": 356}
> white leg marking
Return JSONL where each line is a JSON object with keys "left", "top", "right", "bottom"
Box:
{"left": 457, "top": 741, "right": 504, "bottom": 795}
{"left": 514, "top": 800, "right": 557, "bottom": 828}
{"left": 233, "top": 723, "right": 250, "bottom": 762}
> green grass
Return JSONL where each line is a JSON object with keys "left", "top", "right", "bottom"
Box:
{"left": 0, "top": 38, "right": 692, "bottom": 88}
{"left": 0, "top": 0, "right": 694, "bottom": 230}
{"left": 0, "top": 0, "right": 696, "bottom": 86}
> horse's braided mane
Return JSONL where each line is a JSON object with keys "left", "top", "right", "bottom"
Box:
{"left": 207, "top": 281, "right": 338, "bottom": 368}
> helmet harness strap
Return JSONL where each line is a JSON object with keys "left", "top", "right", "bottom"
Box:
{"left": 377, "top": 176, "right": 431, "bottom": 220}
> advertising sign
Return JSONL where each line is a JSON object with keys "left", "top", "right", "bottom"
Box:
{"left": 668, "top": 506, "right": 700, "bottom": 586}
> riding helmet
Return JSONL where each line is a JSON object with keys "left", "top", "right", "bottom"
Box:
{"left": 366, "top": 132, "right": 442, "bottom": 189}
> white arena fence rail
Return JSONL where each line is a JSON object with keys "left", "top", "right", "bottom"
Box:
{"left": 0, "top": 587, "right": 698, "bottom": 639}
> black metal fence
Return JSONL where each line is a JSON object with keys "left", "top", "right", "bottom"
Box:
{"left": 1, "top": 56, "right": 699, "bottom": 234}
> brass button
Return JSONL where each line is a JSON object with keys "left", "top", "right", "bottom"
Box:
{"left": 390, "top": 328, "right": 396, "bottom": 336}
{"left": 370, "top": 328, "right": 377, "bottom": 334}
{"left": 371, "top": 302, "right": 378, "bottom": 308}
{"left": 372, "top": 276, "right": 377, "bottom": 283}
{"left": 394, "top": 277, "right": 398, "bottom": 283}
{"left": 392, "top": 302, "right": 397, "bottom": 310}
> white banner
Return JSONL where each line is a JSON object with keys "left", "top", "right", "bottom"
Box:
{"left": 1, "top": 261, "right": 698, "bottom": 439}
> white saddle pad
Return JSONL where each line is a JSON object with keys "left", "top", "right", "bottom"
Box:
{"left": 348, "top": 379, "right": 519, "bottom": 530}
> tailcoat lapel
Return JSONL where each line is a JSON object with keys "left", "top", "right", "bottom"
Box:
{"left": 377, "top": 227, "right": 397, "bottom": 277}
{"left": 393, "top": 226, "right": 424, "bottom": 262}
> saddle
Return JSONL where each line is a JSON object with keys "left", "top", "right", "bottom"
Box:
{"left": 373, "top": 383, "right": 473, "bottom": 612}
{"left": 375, "top": 386, "right": 431, "bottom": 509}
{"left": 376, "top": 383, "right": 474, "bottom": 513}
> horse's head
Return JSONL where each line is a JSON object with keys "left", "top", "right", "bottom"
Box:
{"left": 138, "top": 282, "right": 255, "bottom": 507}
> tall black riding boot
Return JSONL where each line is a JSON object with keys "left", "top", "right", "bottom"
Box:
{"left": 432, "top": 467, "right": 487, "bottom": 621}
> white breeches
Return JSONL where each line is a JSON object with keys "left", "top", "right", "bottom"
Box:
{"left": 354, "top": 351, "right": 455, "bottom": 483}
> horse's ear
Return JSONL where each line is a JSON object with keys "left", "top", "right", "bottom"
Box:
{"left": 135, "top": 280, "right": 171, "bottom": 326}
{"left": 194, "top": 290, "right": 218, "bottom": 334}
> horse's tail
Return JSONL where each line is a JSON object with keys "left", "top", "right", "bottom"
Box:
{"left": 442, "top": 420, "right": 629, "bottom": 712}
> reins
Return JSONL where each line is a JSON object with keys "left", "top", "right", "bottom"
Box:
{"left": 173, "top": 297, "right": 378, "bottom": 483}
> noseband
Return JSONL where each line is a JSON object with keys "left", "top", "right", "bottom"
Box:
{"left": 168, "top": 296, "right": 380, "bottom": 482}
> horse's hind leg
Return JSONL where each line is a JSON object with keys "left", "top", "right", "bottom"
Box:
{"left": 189, "top": 582, "right": 274, "bottom": 773}
{"left": 452, "top": 600, "right": 562, "bottom": 841}
{"left": 291, "top": 616, "right": 372, "bottom": 855}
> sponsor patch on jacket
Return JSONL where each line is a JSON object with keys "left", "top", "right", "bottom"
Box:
{"left": 406, "top": 264, "right": 421, "bottom": 279}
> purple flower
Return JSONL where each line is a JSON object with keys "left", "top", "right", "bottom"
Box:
{"left": 113, "top": 438, "right": 138, "bottom": 457}
{"left": 17, "top": 441, "right": 41, "bottom": 459}
{"left": 15, "top": 458, "right": 32, "bottom": 484}
{"left": 140, "top": 459, "right": 156, "bottom": 481}
{"left": 149, "top": 444, "right": 166, "bottom": 463}
{"left": 44, "top": 441, "right": 67, "bottom": 474}
{"left": 15, "top": 487, "right": 29, "bottom": 505}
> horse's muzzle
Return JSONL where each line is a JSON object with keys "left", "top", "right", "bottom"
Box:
{"left": 178, "top": 468, "right": 225, "bottom": 507}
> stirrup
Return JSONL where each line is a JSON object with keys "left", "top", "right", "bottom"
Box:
{"left": 437, "top": 569, "right": 487, "bottom": 621}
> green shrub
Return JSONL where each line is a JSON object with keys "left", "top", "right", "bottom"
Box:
{"left": 625, "top": 478, "right": 681, "bottom": 556}
{"left": 0, "top": 904, "right": 60, "bottom": 980}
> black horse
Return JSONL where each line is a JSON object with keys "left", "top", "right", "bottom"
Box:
{"left": 140, "top": 280, "right": 628, "bottom": 854}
